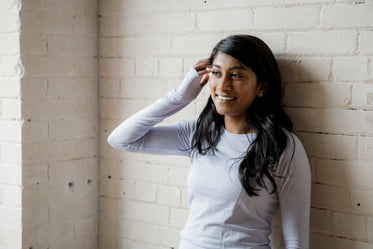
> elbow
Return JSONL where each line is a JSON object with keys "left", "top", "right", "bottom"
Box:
{"left": 107, "top": 132, "right": 127, "bottom": 150}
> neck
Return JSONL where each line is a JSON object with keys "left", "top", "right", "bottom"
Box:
{"left": 224, "top": 116, "right": 254, "bottom": 134}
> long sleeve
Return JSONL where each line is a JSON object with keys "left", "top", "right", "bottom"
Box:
{"left": 107, "top": 67, "right": 202, "bottom": 156}
{"left": 275, "top": 133, "right": 311, "bottom": 249}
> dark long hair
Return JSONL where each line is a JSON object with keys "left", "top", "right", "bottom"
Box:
{"left": 191, "top": 35, "right": 293, "bottom": 196}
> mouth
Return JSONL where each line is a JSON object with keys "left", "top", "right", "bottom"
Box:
{"left": 215, "top": 94, "right": 237, "bottom": 102}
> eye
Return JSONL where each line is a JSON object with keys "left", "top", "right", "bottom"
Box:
{"left": 211, "top": 70, "right": 221, "bottom": 77}
{"left": 231, "top": 72, "right": 243, "bottom": 78}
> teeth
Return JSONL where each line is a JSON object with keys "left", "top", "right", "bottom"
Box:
{"left": 217, "top": 95, "right": 235, "bottom": 101}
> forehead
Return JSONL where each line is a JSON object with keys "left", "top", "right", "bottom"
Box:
{"left": 212, "top": 52, "right": 245, "bottom": 68}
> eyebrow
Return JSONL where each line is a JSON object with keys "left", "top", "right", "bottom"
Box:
{"left": 212, "top": 64, "right": 248, "bottom": 71}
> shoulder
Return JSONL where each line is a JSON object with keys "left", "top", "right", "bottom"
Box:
{"left": 276, "top": 130, "right": 310, "bottom": 177}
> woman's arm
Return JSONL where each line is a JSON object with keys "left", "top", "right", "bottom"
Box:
{"left": 276, "top": 133, "right": 311, "bottom": 249}
{"left": 107, "top": 59, "right": 211, "bottom": 155}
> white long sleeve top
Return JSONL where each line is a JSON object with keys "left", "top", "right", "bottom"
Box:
{"left": 108, "top": 68, "right": 311, "bottom": 249}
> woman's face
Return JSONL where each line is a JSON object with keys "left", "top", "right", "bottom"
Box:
{"left": 209, "top": 52, "right": 267, "bottom": 121}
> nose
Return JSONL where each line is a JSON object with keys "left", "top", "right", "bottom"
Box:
{"left": 216, "top": 76, "right": 232, "bottom": 92}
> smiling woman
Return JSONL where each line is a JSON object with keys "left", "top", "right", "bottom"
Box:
{"left": 108, "top": 35, "right": 311, "bottom": 249}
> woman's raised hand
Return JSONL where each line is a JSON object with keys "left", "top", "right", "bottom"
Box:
{"left": 194, "top": 58, "right": 211, "bottom": 87}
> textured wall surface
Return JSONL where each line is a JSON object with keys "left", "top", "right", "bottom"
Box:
{"left": 0, "top": 0, "right": 22, "bottom": 248}
{"left": 20, "top": 0, "right": 99, "bottom": 248}
{"left": 1, "top": 0, "right": 372, "bottom": 248}
{"left": 99, "top": 0, "right": 373, "bottom": 249}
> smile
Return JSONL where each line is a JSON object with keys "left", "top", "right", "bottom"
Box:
{"left": 216, "top": 94, "right": 237, "bottom": 101}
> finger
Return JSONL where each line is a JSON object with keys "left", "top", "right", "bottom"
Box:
{"left": 194, "top": 58, "right": 211, "bottom": 71}
{"left": 200, "top": 74, "right": 209, "bottom": 87}
{"left": 197, "top": 67, "right": 211, "bottom": 76}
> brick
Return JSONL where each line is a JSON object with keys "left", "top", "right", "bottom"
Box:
{"left": 0, "top": 207, "right": 21, "bottom": 228}
{"left": 1, "top": 99, "right": 21, "bottom": 120}
{"left": 0, "top": 121, "right": 21, "bottom": 142}
{"left": 100, "top": 178, "right": 132, "bottom": 199}
{"left": 359, "top": 136, "right": 373, "bottom": 160}
{"left": 99, "top": 36, "right": 172, "bottom": 57}
{"left": 197, "top": 9, "right": 253, "bottom": 31}
{"left": 47, "top": 78, "right": 97, "bottom": 98}
{"left": 311, "top": 184, "right": 350, "bottom": 212}
{"left": 295, "top": 58, "right": 331, "bottom": 82}
{"left": 0, "top": 55, "right": 23, "bottom": 77}
{"left": 0, "top": 165, "right": 21, "bottom": 185}
{"left": 158, "top": 57, "right": 183, "bottom": 77}
{"left": 334, "top": 57, "right": 370, "bottom": 81}
{"left": 122, "top": 161, "right": 168, "bottom": 184}
{"left": 133, "top": 181, "right": 156, "bottom": 202}
{"left": 296, "top": 132, "right": 358, "bottom": 160}
{"left": 351, "top": 189, "right": 373, "bottom": 215}
{"left": 20, "top": 78, "right": 47, "bottom": 99}
{"left": 100, "top": 98, "right": 145, "bottom": 120}
{"left": 283, "top": 83, "right": 352, "bottom": 108}
{"left": 0, "top": 0, "right": 17, "bottom": 10}
{"left": 45, "top": 0, "right": 96, "bottom": 15}
{"left": 1, "top": 185, "right": 21, "bottom": 208}
{"left": 20, "top": 33, "right": 46, "bottom": 55}
{"left": 99, "top": 58, "right": 135, "bottom": 78}
{"left": 168, "top": 167, "right": 189, "bottom": 186}
{"left": 321, "top": 4, "right": 373, "bottom": 28}
{"left": 360, "top": 31, "right": 373, "bottom": 54}
{"left": 21, "top": 11, "right": 73, "bottom": 34}
{"left": 0, "top": 11, "right": 20, "bottom": 33}
{"left": 352, "top": 84, "right": 373, "bottom": 109}
{"left": 22, "top": 139, "right": 97, "bottom": 163}
{"left": 310, "top": 208, "right": 334, "bottom": 234}
{"left": 49, "top": 158, "right": 98, "bottom": 181}
{"left": 120, "top": 78, "right": 168, "bottom": 99}
{"left": 288, "top": 31, "right": 357, "bottom": 54}
{"left": 74, "top": 217, "right": 97, "bottom": 237}
{"left": 72, "top": 14, "right": 97, "bottom": 36}
{"left": 255, "top": 6, "right": 319, "bottom": 30}
{"left": 140, "top": 223, "right": 180, "bottom": 246}
{"left": 224, "top": 0, "right": 334, "bottom": 7}
{"left": 21, "top": 0, "right": 46, "bottom": 11}
{"left": 48, "top": 117, "right": 98, "bottom": 140}
{"left": 169, "top": 207, "right": 189, "bottom": 228}
{"left": 46, "top": 35, "right": 97, "bottom": 57}
{"left": 253, "top": 33, "right": 286, "bottom": 54}
{"left": 22, "top": 163, "right": 48, "bottom": 185}
{"left": 286, "top": 108, "right": 373, "bottom": 135}
{"left": 99, "top": 78, "right": 121, "bottom": 98}
{"left": 0, "top": 226, "right": 22, "bottom": 249}
{"left": 0, "top": 143, "right": 21, "bottom": 164}
{"left": 121, "top": 200, "right": 169, "bottom": 225}
{"left": 22, "top": 55, "right": 74, "bottom": 78}
{"left": 0, "top": 78, "right": 20, "bottom": 98}
{"left": 157, "top": 185, "right": 181, "bottom": 206}
{"left": 22, "top": 119, "right": 49, "bottom": 142}
{"left": 99, "top": 14, "right": 145, "bottom": 37}
{"left": 143, "top": 12, "right": 195, "bottom": 34}
{"left": 135, "top": 57, "right": 158, "bottom": 77}
{"left": 0, "top": 34, "right": 19, "bottom": 55}
{"left": 334, "top": 212, "right": 368, "bottom": 240}
{"left": 23, "top": 98, "right": 96, "bottom": 119}
{"left": 171, "top": 33, "right": 222, "bottom": 56}
{"left": 314, "top": 159, "right": 373, "bottom": 188}
{"left": 310, "top": 233, "right": 372, "bottom": 249}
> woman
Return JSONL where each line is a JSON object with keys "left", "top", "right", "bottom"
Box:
{"left": 108, "top": 35, "right": 311, "bottom": 249}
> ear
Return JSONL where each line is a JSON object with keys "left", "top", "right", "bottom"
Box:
{"left": 256, "top": 82, "right": 268, "bottom": 98}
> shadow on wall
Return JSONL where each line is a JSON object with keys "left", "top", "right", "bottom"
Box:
{"left": 277, "top": 58, "right": 363, "bottom": 249}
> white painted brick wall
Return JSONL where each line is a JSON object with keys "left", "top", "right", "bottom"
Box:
{"left": 99, "top": 0, "right": 373, "bottom": 248}
{"left": 0, "top": 1, "right": 22, "bottom": 248}
{"left": 19, "top": 0, "right": 99, "bottom": 248}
